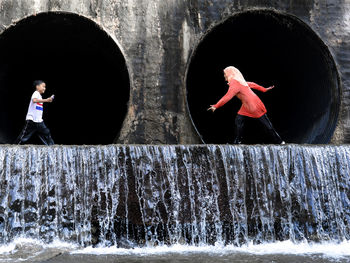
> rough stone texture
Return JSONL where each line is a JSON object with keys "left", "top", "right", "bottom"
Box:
{"left": 0, "top": 0, "right": 348, "bottom": 144}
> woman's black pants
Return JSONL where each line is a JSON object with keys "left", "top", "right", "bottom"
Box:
{"left": 233, "top": 114, "right": 282, "bottom": 144}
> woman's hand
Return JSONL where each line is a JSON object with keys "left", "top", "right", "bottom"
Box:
{"left": 207, "top": 105, "right": 217, "bottom": 112}
{"left": 266, "top": 85, "right": 275, "bottom": 91}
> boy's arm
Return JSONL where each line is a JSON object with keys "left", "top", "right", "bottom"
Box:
{"left": 33, "top": 98, "right": 52, "bottom": 103}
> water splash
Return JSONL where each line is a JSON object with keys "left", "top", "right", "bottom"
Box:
{"left": 0, "top": 145, "right": 349, "bottom": 247}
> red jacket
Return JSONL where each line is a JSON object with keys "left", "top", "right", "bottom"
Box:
{"left": 213, "top": 79, "right": 268, "bottom": 118}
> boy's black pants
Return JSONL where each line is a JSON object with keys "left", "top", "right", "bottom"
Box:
{"left": 15, "top": 120, "right": 54, "bottom": 145}
{"left": 233, "top": 114, "right": 282, "bottom": 144}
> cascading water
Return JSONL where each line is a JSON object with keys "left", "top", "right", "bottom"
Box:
{"left": 0, "top": 145, "right": 349, "bottom": 248}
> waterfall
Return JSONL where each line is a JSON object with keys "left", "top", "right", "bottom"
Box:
{"left": 0, "top": 145, "right": 349, "bottom": 247}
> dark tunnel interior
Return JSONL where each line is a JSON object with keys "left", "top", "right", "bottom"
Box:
{"left": 0, "top": 12, "right": 130, "bottom": 145}
{"left": 186, "top": 11, "right": 340, "bottom": 144}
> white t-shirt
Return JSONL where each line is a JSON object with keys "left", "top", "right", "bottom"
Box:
{"left": 26, "top": 91, "right": 43, "bottom": 123}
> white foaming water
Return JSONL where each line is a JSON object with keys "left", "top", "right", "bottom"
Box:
{"left": 72, "top": 240, "right": 350, "bottom": 259}
{"left": 0, "top": 242, "right": 16, "bottom": 254}
{"left": 0, "top": 237, "right": 77, "bottom": 250}
{"left": 0, "top": 237, "right": 76, "bottom": 262}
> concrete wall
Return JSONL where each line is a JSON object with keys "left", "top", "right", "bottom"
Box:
{"left": 0, "top": 0, "right": 349, "bottom": 144}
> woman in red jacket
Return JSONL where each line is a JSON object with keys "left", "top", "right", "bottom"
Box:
{"left": 208, "top": 66, "right": 284, "bottom": 144}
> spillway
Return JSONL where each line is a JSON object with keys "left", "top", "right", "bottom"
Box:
{"left": 0, "top": 144, "right": 349, "bottom": 248}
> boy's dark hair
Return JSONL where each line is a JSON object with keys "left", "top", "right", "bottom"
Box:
{"left": 33, "top": 80, "right": 45, "bottom": 88}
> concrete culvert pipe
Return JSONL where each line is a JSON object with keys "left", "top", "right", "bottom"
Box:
{"left": 186, "top": 10, "right": 340, "bottom": 144}
{"left": 0, "top": 12, "right": 130, "bottom": 145}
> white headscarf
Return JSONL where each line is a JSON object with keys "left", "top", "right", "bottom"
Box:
{"left": 224, "top": 66, "right": 248, "bottom": 86}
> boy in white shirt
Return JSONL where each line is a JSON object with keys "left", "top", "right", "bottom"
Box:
{"left": 15, "top": 80, "right": 55, "bottom": 145}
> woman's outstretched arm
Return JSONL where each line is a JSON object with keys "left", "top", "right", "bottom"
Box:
{"left": 247, "top": 82, "right": 274, "bottom": 92}
{"left": 208, "top": 84, "right": 240, "bottom": 112}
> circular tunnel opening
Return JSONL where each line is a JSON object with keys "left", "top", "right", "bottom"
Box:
{"left": 186, "top": 10, "right": 340, "bottom": 144}
{"left": 0, "top": 12, "right": 130, "bottom": 145}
